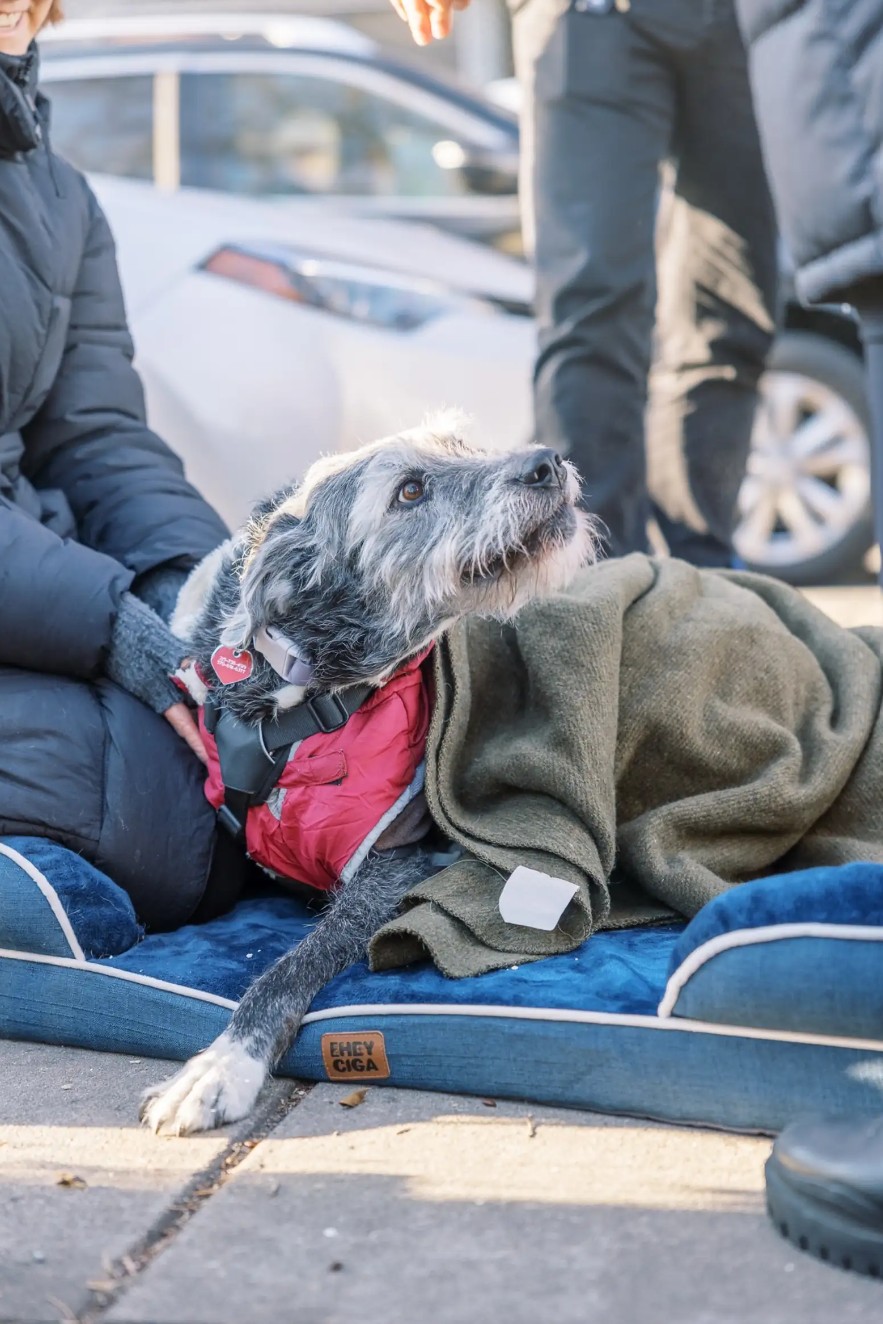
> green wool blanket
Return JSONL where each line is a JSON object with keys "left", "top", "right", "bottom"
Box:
{"left": 368, "top": 555, "right": 883, "bottom": 978}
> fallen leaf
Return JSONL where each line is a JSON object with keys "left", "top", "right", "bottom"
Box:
{"left": 396, "top": 1127, "right": 411, "bottom": 1135}
{"left": 481, "top": 1099, "right": 497, "bottom": 1108}
{"left": 56, "top": 1173, "right": 86, "bottom": 1189}
{"left": 338, "top": 1089, "right": 367, "bottom": 1109}
{"left": 46, "top": 1296, "right": 77, "bottom": 1322}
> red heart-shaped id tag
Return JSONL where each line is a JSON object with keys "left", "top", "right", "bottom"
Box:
{"left": 211, "top": 646, "right": 254, "bottom": 685}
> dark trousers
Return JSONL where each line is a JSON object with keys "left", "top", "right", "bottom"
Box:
{"left": 513, "top": 0, "right": 779, "bottom": 562}
{"left": 853, "top": 280, "right": 883, "bottom": 584}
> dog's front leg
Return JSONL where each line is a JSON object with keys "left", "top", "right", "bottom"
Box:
{"left": 140, "top": 847, "right": 432, "bottom": 1135}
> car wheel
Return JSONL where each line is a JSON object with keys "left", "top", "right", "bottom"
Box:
{"left": 732, "top": 332, "right": 872, "bottom": 585}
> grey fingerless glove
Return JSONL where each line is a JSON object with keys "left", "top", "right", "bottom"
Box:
{"left": 106, "top": 592, "right": 186, "bottom": 715}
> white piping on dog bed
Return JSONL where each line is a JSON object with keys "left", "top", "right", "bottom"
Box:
{"left": 0, "top": 843, "right": 86, "bottom": 962}
{"left": 0, "top": 947, "right": 237, "bottom": 1009}
{"left": 298, "top": 1000, "right": 883, "bottom": 1052}
{"left": 4, "top": 945, "right": 881, "bottom": 1054}
{"left": 658, "top": 921, "right": 883, "bottom": 1018}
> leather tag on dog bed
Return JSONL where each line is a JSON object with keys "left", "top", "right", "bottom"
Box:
{"left": 322, "top": 1032, "right": 390, "bottom": 1080}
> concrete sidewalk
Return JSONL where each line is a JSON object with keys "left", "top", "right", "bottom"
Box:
{"left": 1, "top": 1038, "right": 883, "bottom": 1318}
{"left": 3, "top": 582, "right": 883, "bottom": 1324}
{"left": 3, "top": 1039, "right": 883, "bottom": 1324}
{"left": 803, "top": 582, "right": 883, "bottom": 628}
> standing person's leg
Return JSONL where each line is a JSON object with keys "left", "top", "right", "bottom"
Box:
{"left": 513, "top": 0, "right": 675, "bottom": 556}
{"left": 648, "top": 0, "right": 779, "bottom": 567}
{"left": 851, "top": 279, "right": 883, "bottom": 579}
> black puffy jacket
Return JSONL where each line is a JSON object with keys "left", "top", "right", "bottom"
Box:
{"left": 0, "top": 46, "right": 229, "bottom": 926}
{"left": 736, "top": 0, "right": 883, "bottom": 304}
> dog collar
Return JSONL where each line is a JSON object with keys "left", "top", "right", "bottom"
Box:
{"left": 254, "top": 626, "right": 314, "bottom": 686}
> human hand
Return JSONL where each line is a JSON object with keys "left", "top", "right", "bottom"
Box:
{"left": 389, "top": 0, "right": 471, "bottom": 45}
{"left": 164, "top": 702, "right": 209, "bottom": 767}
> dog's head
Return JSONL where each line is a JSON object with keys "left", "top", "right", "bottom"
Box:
{"left": 222, "top": 415, "right": 596, "bottom": 690}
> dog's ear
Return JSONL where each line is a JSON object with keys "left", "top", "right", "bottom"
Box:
{"left": 220, "top": 513, "right": 307, "bottom": 648}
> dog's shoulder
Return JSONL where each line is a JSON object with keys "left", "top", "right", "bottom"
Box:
{"left": 171, "top": 540, "right": 237, "bottom": 642}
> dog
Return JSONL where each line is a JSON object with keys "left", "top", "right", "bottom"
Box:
{"left": 140, "top": 417, "right": 594, "bottom": 1135}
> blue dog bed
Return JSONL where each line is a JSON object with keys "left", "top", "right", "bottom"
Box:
{"left": 3, "top": 835, "right": 883, "bottom": 1132}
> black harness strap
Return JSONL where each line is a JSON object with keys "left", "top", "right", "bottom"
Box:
{"left": 204, "top": 687, "right": 374, "bottom": 841}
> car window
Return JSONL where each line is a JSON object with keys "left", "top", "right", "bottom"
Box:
{"left": 179, "top": 70, "right": 480, "bottom": 199}
{"left": 44, "top": 75, "right": 154, "bottom": 181}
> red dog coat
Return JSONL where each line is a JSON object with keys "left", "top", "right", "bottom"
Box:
{"left": 199, "top": 653, "right": 432, "bottom": 891}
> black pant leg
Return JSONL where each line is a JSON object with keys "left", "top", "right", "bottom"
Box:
{"left": 514, "top": 0, "right": 676, "bottom": 555}
{"left": 850, "top": 278, "right": 883, "bottom": 584}
{"left": 648, "top": 0, "right": 779, "bottom": 566}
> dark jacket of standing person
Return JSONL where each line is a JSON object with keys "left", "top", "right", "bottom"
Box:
{"left": 736, "top": 0, "right": 883, "bottom": 305}
{"left": 0, "top": 46, "right": 229, "bottom": 927}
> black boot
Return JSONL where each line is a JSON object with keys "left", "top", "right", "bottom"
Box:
{"left": 766, "top": 1115, "right": 883, "bottom": 1277}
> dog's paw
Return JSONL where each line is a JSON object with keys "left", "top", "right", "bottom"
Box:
{"left": 139, "top": 1036, "right": 266, "bottom": 1135}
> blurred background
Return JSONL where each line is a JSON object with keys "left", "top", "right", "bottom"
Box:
{"left": 43, "top": 1, "right": 875, "bottom": 587}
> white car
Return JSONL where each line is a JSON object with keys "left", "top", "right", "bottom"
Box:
{"left": 97, "top": 175, "right": 873, "bottom": 581}
{"left": 45, "top": 16, "right": 874, "bottom": 580}
{"left": 92, "top": 176, "right": 535, "bottom": 527}
{"left": 37, "top": 11, "right": 876, "bottom": 579}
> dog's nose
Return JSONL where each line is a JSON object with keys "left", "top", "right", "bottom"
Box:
{"left": 517, "top": 449, "right": 565, "bottom": 489}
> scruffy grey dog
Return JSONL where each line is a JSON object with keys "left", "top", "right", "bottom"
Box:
{"left": 140, "top": 416, "right": 593, "bottom": 1135}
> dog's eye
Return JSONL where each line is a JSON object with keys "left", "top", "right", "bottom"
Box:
{"left": 397, "top": 479, "right": 425, "bottom": 505}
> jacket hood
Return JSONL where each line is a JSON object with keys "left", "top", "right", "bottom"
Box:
{"left": 0, "top": 44, "right": 42, "bottom": 155}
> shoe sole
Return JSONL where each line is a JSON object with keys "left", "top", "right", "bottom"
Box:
{"left": 766, "top": 1157, "right": 883, "bottom": 1278}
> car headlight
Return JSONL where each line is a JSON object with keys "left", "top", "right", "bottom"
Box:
{"left": 201, "top": 243, "right": 493, "bottom": 331}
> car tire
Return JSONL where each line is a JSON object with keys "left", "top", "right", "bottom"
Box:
{"left": 734, "top": 331, "right": 873, "bottom": 586}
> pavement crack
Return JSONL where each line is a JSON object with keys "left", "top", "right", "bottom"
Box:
{"left": 74, "top": 1078, "right": 312, "bottom": 1324}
